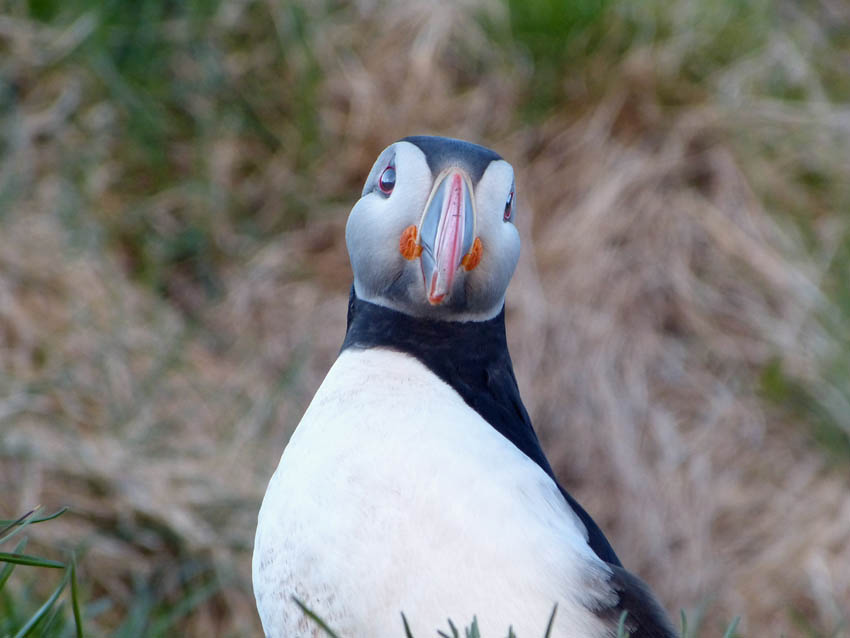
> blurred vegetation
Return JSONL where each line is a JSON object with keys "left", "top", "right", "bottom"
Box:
{"left": 1, "top": 0, "right": 849, "bottom": 635}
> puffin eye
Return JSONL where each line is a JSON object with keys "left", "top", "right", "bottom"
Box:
{"left": 503, "top": 189, "right": 514, "bottom": 222}
{"left": 379, "top": 165, "right": 396, "bottom": 195}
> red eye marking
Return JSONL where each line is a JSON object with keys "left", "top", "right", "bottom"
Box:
{"left": 379, "top": 165, "right": 396, "bottom": 194}
{"left": 504, "top": 189, "right": 514, "bottom": 221}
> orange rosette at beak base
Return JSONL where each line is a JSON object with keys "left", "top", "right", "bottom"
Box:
{"left": 399, "top": 225, "right": 423, "bottom": 260}
{"left": 461, "top": 237, "right": 483, "bottom": 272}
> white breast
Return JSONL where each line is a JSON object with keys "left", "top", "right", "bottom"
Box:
{"left": 253, "top": 348, "right": 615, "bottom": 638}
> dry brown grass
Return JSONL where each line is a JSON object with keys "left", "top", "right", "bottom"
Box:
{"left": 1, "top": 0, "right": 849, "bottom": 636}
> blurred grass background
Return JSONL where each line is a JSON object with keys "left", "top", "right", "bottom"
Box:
{"left": 1, "top": 0, "right": 849, "bottom": 635}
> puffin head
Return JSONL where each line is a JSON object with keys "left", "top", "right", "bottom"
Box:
{"left": 346, "top": 136, "right": 520, "bottom": 321}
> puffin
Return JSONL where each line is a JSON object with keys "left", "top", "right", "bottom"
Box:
{"left": 253, "top": 136, "right": 678, "bottom": 638}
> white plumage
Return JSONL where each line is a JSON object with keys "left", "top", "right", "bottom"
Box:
{"left": 253, "top": 348, "right": 616, "bottom": 637}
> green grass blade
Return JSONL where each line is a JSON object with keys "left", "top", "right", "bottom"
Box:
{"left": 70, "top": 555, "right": 84, "bottom": 638}
{"left": 292, "top": 596, "right": 341, "bottom": 638}
{"left": 12, "top": 568, "right": 70, "bottom": 638}
{"left": 401, "top": 612, "right": 415, "bottom": 638}
{"left": 0, "top": 552, "right": 66, "bottom": 569}
{"left": 0, "top": 525, "right": 31, "bottom": 547}
{"left": 438, "top": 618, "right": 460, "bottom": 638}
{"left": 0, "top": 507, "right": 68, "bottom": 530}
{"left": 543, "top": 604, "right": 558, "bottom": 638}
{"left": 0, "top": 538, "right": 29, "bottom": 591}
{"left": 149, "top": 579, "right": 219, "bottom": 635}
{"left": 680, "top": 610, "right": 688, "bottom": 638}
{"left": 0, "top": 508, "right": 70, "bottom": 546}
{"left": 722, "top": 616, "right": 741, "bottom": 638}
{"left": 617, "top": 610, "right": 631, "bottom": 638}
{"left": 39, "top": 599, "right": 66, "bottom": 636}
{"left": 0, "top": 509, "right": 37, "bottom": 538}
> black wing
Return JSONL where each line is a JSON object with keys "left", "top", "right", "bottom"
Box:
{"left": 597, "top": 564, "right": 679, "bottom": 638}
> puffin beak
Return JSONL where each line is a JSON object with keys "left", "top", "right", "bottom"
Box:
{"left": 417, "top": 170, "right": 476, "bottom": 305}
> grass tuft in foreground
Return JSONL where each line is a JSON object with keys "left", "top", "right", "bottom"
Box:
{"left": 297, "top": 597, "right": 745, "bottom": 638}
{"left": 0, "top": 507, "right": 84, "bottom": 638}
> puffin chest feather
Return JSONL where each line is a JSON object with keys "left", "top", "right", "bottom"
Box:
{"left": 252, "top": 348, "right": 615, "bottom": 638}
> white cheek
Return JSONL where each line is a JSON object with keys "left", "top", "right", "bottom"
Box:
{"left": 346, "top": 190, "right": 428, "bottom": 299}
{"left": 486, "top": 222, "right": 520, "bottom": 281}
{"left": 477, "top": 200, "right": 520, "bottom": 255}
{"left": 501, "top": 224, "right": 521, "bottom": 280}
